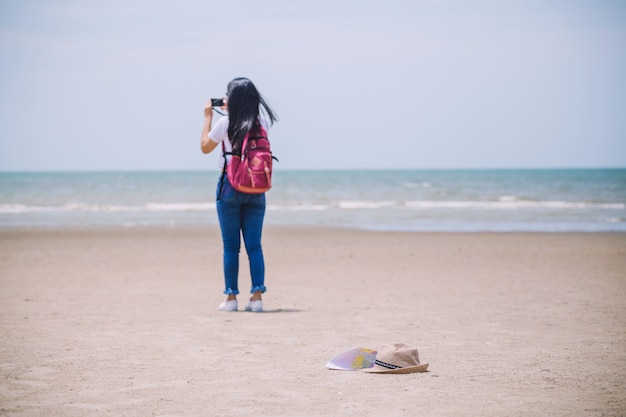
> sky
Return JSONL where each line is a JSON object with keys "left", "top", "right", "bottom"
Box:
{"left": 0, "top": 0, "right": 625, "bottom": 171}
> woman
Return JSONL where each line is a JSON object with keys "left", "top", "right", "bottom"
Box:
{"left": 200, "top": 77, "right": 278, "bottom": 312}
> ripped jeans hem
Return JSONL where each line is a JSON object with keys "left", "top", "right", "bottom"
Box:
{"left": 250, "top": 285, "right": 267, "bottom": 294}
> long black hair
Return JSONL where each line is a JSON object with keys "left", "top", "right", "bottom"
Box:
{"left": 226, "top": 77, "right": 277, "bottom": 151}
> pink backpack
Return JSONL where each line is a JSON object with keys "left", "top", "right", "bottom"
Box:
{"left": 222, "top": 125, "right": 275, "bottom": 194}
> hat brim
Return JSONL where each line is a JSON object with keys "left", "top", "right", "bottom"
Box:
{"left": 363, "top": 363, "right": 429, "bottom": 374}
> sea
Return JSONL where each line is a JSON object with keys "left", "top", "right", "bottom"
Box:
{"left": 0, "top": 169, "right": 625, "bottom": 232}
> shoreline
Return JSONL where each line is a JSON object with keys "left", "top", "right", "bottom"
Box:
{"left": 2, "top": 223, "right": 626, "bottom": 234}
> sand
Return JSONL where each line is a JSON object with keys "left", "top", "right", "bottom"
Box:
{"left": 1, "top": 226, "right": 625, "bottom": 417}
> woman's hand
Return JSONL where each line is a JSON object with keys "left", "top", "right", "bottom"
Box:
{"left": 204, "top": 100, "right": 214, "bottom": 118}
{"left": 205, "top": 97, "right": 227, "bottom": 117}
{"left": 201, "top": 99, "right": 218, "bottom": 154}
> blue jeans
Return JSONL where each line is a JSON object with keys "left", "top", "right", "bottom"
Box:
{"left": 216, "top": 175, "right": 266, "bottom": 296}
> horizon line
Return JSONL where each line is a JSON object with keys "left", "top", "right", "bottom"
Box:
{"left": 1, "top": 166, "right": 625, "bottom": 174}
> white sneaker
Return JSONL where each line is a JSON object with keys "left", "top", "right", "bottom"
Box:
{"left": 245, "top": 300, "right": 263, "bottom": 312}
{"left": 218, "top": 299, "right": 238, "bottom": 312}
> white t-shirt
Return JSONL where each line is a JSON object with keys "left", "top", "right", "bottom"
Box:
{"left": 208, "top": 115, "right": 270, "bottom": 169}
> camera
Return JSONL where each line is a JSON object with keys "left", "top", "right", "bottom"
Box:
{"left": 211, "top": 98, "right": 224, "bottom": 107}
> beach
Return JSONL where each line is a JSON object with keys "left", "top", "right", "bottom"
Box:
{"left": 1, "top": 226, "right": 625, "bottom": 416}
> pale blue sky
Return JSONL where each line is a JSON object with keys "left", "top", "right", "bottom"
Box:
{"left": 1, "top": 0, "right": 625, "bottom": 171}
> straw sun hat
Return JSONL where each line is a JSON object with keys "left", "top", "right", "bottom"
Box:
{"left": 363, "top": 343, "right": 429, "bottom": 374}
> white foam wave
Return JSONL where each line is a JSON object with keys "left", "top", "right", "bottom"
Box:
{"left": 0, "top": 202, "right": 216, "bottom": 214}
{"left": 337, "top": 201, "right": 397, "bottom": 209}
{"left": 270, "top": 200, "right": 624, "bottom": 211}
{"left": 267, "top": 204, "right": 328, "bottom": 211}
{"left": 145, "top": 203, "right": 215, "bottom": 211}
{"left": 0, "top": 204, "right": 51, "bottom": 214}
{"left": 404, "top": 201, "right": 625, "bottom": 210}
{"left": 64, "top": 203, "right": 141, "bottom": 212}
{"left": 1, "top": 200, "right": 623, "bottom": 215}
{"left": 402, "top": 182, "right": 432, "bottom": 189}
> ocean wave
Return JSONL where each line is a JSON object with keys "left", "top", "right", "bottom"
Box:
{"left": 404, "top": 201, "right": 625, "bottom": 210}
{"left": 402, "top": 182, "right": 432, "bottom": 189}
{"left": 0, "top": 204, "right": 56, "bottom": 214}
{"left": 267, "top": 204, "right": 328, "bottom": 211}
{"left": 271, "top": 200, "right": 625, "bottom": 211}
{"left": 144, "top": 203, "right": 215, "bottom": 211}
{"left": 0, "top": 202, "right": 216, "bottom": 214}
{"left": 337, "top": 201, "right": 397, "bottom": 209}
{"left": 1, "top": 200, "right": 623, "bottom": 216}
